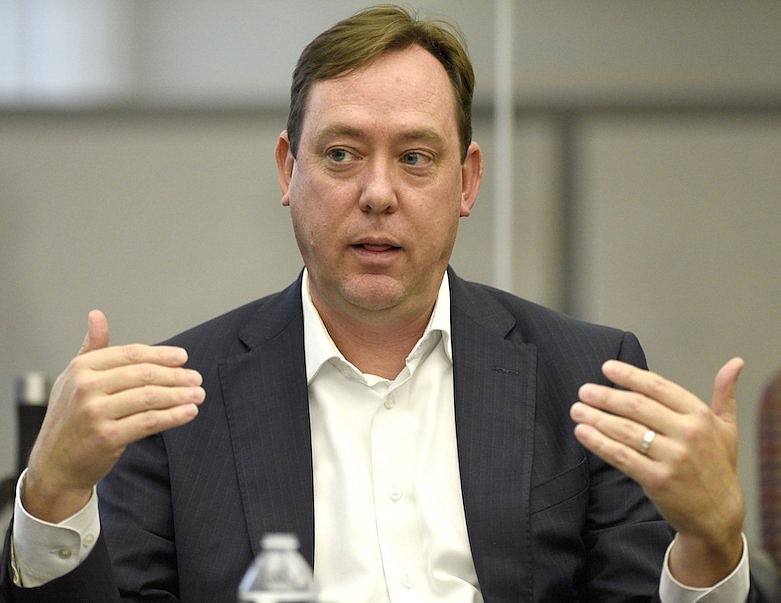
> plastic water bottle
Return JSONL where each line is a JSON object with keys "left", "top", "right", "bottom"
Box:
{"left": 237, "top": 533, "right": 318, "bottom": 603}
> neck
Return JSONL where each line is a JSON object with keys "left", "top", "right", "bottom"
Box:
{"left": 317, "top": 302, "right": 433, "bottom": 379}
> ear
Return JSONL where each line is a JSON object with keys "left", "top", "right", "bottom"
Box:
{"left": 459, "top": 141, "right": 483, "bottom": 217}
{"left": 275, "top": 130, "right": 296, "bottom": 206}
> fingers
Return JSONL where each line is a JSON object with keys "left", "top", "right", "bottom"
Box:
{"left": 117, "top": 401, "right": 201, "bottom": 443}
{"left": 76, "top": 342, "right": 189, "bottom": 372}
{"left": 711, "top": 357, "right": 744, "bottom": 422}
{"left": 571, "top": 359, "right": 715, "bottom": 458}
{"left": 577, "top": 358, "right": 745, "bottom": 434}
{"left": 32, "top": 348, "right": 204, "bottom": 485}
{"left": 571, "top": 421, "right": 656, "bottom": 480}
{"left": 24, "top": 313, "right": 206, "bottom": 522}
{"left": 570, "top": 399, "right": 668, "bottom": 461}
{"left": 105, "top": 379, "right": 205, "bottom": 420}
{"left": 79, "top": 309, "right": 110, "bottom": 354}
{"left": 65, "top": 344, "right": 204, "bottom": 423}
{"left": 572, "top": 357, "right": 746, "bottom": 552}
{"left": 600, "top": 360, "right": 698, "bottom": 414}
{"left": 57, "top": 315, "right": 206, "bottom": 452}
{"left": 76, "top": 311, "right": 188, "bottom": 372}
{"left": 575, "top": 380, "right": 677, "bottom": 437}
{"left": 77, "top": 358, "right": 201, "bottom": 395}
{"left": 569, "top": 359, "right": 710, "bottom": 475}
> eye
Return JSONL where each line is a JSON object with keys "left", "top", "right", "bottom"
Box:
{"left": 401, "top": 152, "right": 421, "bottom": 165}
{"left": 326, "top": 148, "right": 353, "bottom": 163}
{"left": 400, "top": 151, "right": 431, "bottom": 167}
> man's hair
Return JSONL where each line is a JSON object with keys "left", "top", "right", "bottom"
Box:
{"left": 286, "top": 4, "right": 475, "bottom": 161}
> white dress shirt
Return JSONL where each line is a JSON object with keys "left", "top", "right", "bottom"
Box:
{"left": 11, "top": 269, "right": 750, "bottom": 602}
{"left": 303, "top": 272, "right": 481, "bottom": 602}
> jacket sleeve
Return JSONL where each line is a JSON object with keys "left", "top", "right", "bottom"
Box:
{"left": 1, "top": 524, "right": 120, "bottom": 603}
{"left": 0, "top": 432, "right": 179, "bottom": 602}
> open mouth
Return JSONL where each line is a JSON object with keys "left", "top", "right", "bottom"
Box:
{"left": 356, "top": 243, "right": 398, "bottom": 252}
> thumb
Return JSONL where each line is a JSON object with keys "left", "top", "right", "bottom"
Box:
{"left": 711, "top": 356, "right": 745, "bottom": 423}
{"left": 78, "top": 309, "right": 110, "bottom": 355}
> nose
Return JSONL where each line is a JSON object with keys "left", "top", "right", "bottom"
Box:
{"left": 358, "top": 159, "right": 398, "bottom": 214}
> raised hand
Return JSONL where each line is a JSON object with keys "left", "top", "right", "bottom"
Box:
{"left": 23, "top": 310, "right": 205, "bottom": 522}
{"left": 570, "top": 358, "right": 745, "bottom": 586}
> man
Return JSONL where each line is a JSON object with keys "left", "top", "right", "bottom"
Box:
{"left": 1, "top": 5, "right": 754, "bottom": 602}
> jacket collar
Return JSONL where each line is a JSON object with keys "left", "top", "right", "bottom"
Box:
{"left": 222, "top": 269, "right": 538, "bottom": 597}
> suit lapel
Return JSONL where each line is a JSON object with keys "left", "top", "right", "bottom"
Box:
{"left": 214, "top": 272, "right": 538, "bottom": 593}
{"left": 449, "top": 271, "right": 538, "bottom": 601}
{"left": 218, "top": 279, "right": 316, "bottom": 566}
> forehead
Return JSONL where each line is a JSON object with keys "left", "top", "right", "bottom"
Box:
{"left": 301, "top": 45, "right": 459, "bottom": 144}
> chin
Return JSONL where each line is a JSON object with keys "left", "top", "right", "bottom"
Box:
{"left": 342, "top": 275, "right": 407, "bottom": 312}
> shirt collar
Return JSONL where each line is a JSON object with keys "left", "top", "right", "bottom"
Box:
{"left": 301, "top": 268, "right": 452, "bottom": 383}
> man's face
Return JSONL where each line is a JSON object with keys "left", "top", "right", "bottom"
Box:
{"left": 276, "top": 44, "right": 483, "bottom": 323}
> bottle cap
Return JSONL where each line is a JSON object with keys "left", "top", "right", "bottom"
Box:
{"left": 261, "top": 533, "right": 300, "bottom": 550}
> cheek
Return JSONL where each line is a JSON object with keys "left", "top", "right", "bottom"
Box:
{"left": 290, "top": 200, "right": 335, "bottom": 257}
{"left": 417, "top": 189, "right": 463, "bottom": 231}
{"left": 426, "top": 201, "right": 463, "bottom": 257}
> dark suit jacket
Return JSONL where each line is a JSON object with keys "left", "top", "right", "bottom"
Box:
{"left": 0, "top": 270, "right": 756, "bottom": 602}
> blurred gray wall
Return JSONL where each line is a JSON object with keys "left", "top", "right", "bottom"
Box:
{"left": 1, "top": 0, "right": 780, "bottom": 547}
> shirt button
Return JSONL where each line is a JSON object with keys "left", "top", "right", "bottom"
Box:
{"left": 402, "top": 573, "right": 415, "bottom": 589}
{"left": 57, "top": 548, "right": 73, "bottom": 560}
{"left": 389, "top": 485, "right": 402, "bottom": 501}
{"left": 384, "top": 396, "right": 395, "bottom": 409}
{"left": 83, "top": 533, "right": 95, "bottom": 547}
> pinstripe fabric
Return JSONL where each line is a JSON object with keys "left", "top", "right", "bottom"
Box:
{"left": 448, "top": 275, "right": 671, "bottom": 602}
{"left": 4, "top": 268, "right": 740, "bottom": 602}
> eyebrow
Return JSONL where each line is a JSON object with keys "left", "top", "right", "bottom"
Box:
{"left": 313, "top": 123, "right": 448, "bottom": 149}
{"left": 313, "top": 124, "right": 363, "bottom": 147}
{"left": 397, "top": 128, "right": 448, "bottom": 149}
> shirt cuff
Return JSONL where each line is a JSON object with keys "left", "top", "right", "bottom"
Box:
{"left": 659, "top": 533, "right": 750, "bottom": 603}
{"left": 10, "top": 469, "right": 101, "bottom": 588}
